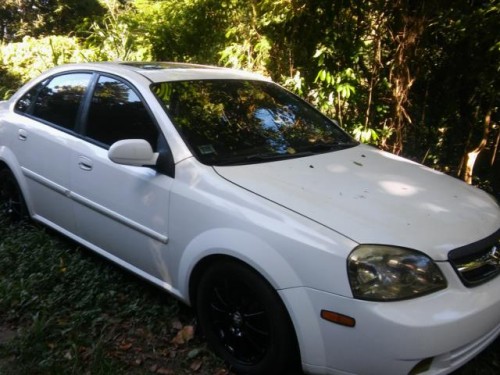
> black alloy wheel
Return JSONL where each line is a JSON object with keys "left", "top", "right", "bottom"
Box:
{"left": 196, "top": 259, "right": 299, "bottom": 374}
{"left": 0, "top": 169, "right": 28, "bottom": 221}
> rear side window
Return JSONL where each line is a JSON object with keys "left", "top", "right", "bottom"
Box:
{"left": 30, "top": 73, "right": 92, "bottom": 131}
{"left": 84, "top": 75, "right": 159, "bottom": 149}
{"left": 15, "top": 81, "right": 46, "bottom": 113}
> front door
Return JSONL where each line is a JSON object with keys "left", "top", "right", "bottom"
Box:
{"left": 70, "top": 74, "right": 173, "bottom": 283}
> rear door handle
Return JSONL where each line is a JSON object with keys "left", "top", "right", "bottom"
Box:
{"left": 78, "top": 156, "right": 93, "bottom": 171}
{"left": 18, "top": 129, "right": 28, "bottom": 141}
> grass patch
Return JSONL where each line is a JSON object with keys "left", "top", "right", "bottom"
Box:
{"left": 0, "top": 213, "right": 499, "bottom": 374}
{"left": 0, "top": 216, "right": 228, "bottom": 374}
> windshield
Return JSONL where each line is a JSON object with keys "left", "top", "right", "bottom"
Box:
{"left": 152, "top": 80, "right": 357, "bottom": 165}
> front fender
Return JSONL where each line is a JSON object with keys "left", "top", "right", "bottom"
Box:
{"left": 176, "top": 227, "right": 303, "bottom": 304}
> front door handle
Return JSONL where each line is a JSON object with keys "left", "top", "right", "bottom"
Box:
{"left": 78, "top": 156, "right": 93, "bottom": 171}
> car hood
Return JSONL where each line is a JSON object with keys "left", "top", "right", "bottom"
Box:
{"left": 214, "top": 144, "right": 500, "bottom": 260}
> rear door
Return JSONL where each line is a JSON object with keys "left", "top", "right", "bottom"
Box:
{"left": 9, "top": 72, "right": 93, "bottom": 233}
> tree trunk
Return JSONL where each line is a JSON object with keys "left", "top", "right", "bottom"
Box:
{"left": 386, "top": 2, "right": 424, "bottom": 154}
{"left": 491, "top": 125, "right": 500, "bottom": 167}
{"left": 461, "top": 109, "right": 492, "bottom": 184}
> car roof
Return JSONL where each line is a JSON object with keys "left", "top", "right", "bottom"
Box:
{"left": 53, "top": 62, "right": 271, "bottom": 83}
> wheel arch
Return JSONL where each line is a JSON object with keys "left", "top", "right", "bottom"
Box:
{"left": 0, "top": 150, "right": 32, "bottom": 216}
{"left": 189, "top": 254, "right": 256, "bottom": 308}
{"left": 176, "top": 228, "right": 304, "bottom": 306}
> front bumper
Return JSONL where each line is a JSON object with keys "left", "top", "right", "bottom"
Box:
{"left": 279, "top": 264, "right": 500, "bottom": 375}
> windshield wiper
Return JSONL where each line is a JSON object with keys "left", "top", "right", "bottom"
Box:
{"left": 215, "top": 140, "right": 358, "bottom": 166}
{"left": 216, "top": 151, "right": 314, "bottom": 166}
{"left": 305, "top": 140, "right": 358, "bottom": 153}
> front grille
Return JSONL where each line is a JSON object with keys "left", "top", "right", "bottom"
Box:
{"left": 448, "top": 229, "right": 500, "bottom": 287}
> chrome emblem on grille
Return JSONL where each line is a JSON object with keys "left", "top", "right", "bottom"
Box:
{"left": 452, "top": 239, "right": 500, "bottom": 286}
{"left": 490, "top": 244, "right": 499, "bottom": 266}
{"left": 456, "top": 242, "right": 500, "bottom": 273}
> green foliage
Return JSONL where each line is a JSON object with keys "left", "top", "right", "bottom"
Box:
{"left": 312, "top": 55, "right": 358, "bottom": 124}
{"left": 1, "top": 36, "right": 98, "bottom": 84}
{"left": 85, "top": 0, "right": 152, "bottom": 61}
{"left": 0, "top": 0, "right": 498, "bottom": 181}
{"left": 218, "top": 1, "right": 272, "bottom": 74}
{"left": 352, "top": 126, "right": 379, "bottom": 144}
{"left": 281, "top": 71, "right": 304, "bottom": 96}
{"left": 410, "top": 0, "right": 500, "bottom": 173}
{"left": 0, "top": 64, "right": 21, "bottom": 100}
{"left": 0, "top": 0, "right": 105, "bottom": 42}
{"left": 127, "top": 0, "right": 230, "bottom": 64}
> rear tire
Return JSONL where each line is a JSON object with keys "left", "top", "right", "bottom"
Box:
{"left": 195, "top": 259, "right": 299, "bottom": 374}
{"left": 0, "top": 168, "right": 28, "bottom": 221}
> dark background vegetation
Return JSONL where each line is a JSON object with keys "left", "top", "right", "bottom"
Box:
{"left": 1, "top": 0, "right": 499, "bottom": 192}
{"left": 0, "top": 0, "right": 499, "bottom": 373}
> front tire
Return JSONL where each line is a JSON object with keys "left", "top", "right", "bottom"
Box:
{"left": 195, "top": 259, "right": 299, "bottom": 374}
{"left": 0, "top": 168, "right": 28, "bottom": 221}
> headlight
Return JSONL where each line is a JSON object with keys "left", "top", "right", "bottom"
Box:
{"left": 347, "top": 245, "right": 447, "bottom": 301}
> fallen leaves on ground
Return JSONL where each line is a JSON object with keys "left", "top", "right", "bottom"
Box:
{"left": 171, "top": 325, "right": 195, "bottom": 346}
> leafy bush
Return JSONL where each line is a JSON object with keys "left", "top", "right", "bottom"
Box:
{"left": 0, "top": 36, "right": 99, "bottom": 86}
{"left": 0, "top": 65, "right": 21, "bottom": 100}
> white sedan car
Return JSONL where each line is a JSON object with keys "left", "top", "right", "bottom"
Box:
{"left": 0, "top": 62, "right": 499, "bottom": 375}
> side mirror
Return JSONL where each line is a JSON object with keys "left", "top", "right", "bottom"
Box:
{"left": 108, "top": 139, "right": 158, "bottom": 167}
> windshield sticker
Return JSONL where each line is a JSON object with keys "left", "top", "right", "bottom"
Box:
{"left": 198, "top": 144, "right": 216, "bottom": 155}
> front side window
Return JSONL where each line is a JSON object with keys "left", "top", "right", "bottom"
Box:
{"left": 152, "top": 80, "right": 356, "bottom": 165}
{"left": 31, "top": 73, "right": 92, "bottom": 131}
{"left": 84, "top": 76, "right": 159, "bottom": 149}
